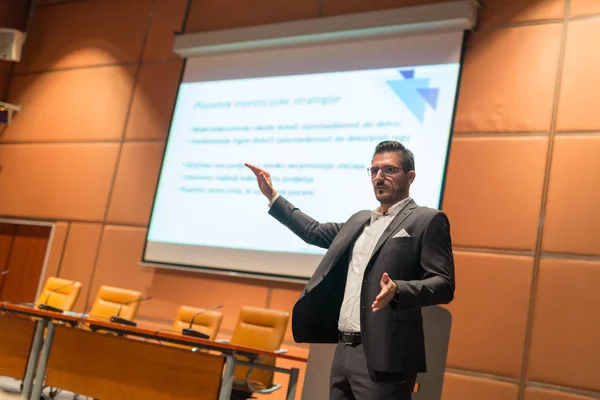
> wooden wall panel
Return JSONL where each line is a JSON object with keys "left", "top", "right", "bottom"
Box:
{"left": 477, "top": 0, "right": 565, "bottom": 28}
{"left": 106, "top": 142, "right": 165, "bottom": 226}
{"left": 58, "top": 223, "right": 103, "bottom": 312}
{"left": 445, "top": 252, "right": 533, "bottom": 378}
{"left": 569, "top": 0, "right": 600, "bottom": 17}
{"left": 143, "top": 0, "right": 188, "bottom": 61}
{"left": 4, "top": 66, "right": 136, "bottom": 143}
{"left": 16, "top": 0, "right": 152, "bottom": 73}
{"left": 0, "top": 144, "right": 119, "bottom": 221}
{"left": 322, "top": 0, "right": 450, "bottom": 16}
{"left": 0, "top": 0, "right": 28, "bottom": 30}
{"left": 525, "top": 387, "right": 598, "bottom": 400}
{"left": 125, "top": 60, "right": 182, "bottom": 140}
{"left": 556, "top": 19, "right": 600, "bottom": 132}
{"left": 454, "top": 24, "right": 562, "bottom": 133}
{"left": 270, "top": 287, "right": 303, "bottom": 342}
{"left": 442, "top": 372, "right": 518, "bottom": 400}
{"left": 442, "top": 137, "right": 548, "bottom": 250}
{"left": 186, "top": 0, "right": 320, "bottom": 32}
{"left": 543, "top": 136, "right": 600, "bottom": 255}
{"left": 143, "top": 268, "right": 270, "bottom": 331}
{"left": 527, "top": 259, "right": 600, "bottom": 392}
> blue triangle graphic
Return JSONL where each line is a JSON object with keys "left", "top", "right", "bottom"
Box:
{"left": 417, "top": 88, "right": 439, "bottom": 110}
{"left": 399, "top": 69, "right": 414, "bottom": 79}
{"left": 386, "top": 78, "right": 430, "bottom": 123}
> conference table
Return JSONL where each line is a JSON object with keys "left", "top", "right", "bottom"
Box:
{"left": 0, "top": 301, "right": 305, "bottom": 400}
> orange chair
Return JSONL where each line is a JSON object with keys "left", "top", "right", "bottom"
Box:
{"left": 224, "top": 306, "right": 290, "bottom": 397}
{"left": 36, "top": 277, "right": 82, "bottom": 312}
{"left": 88, "top": 286, "right": 143, "bottom": 322}
{"left": 172, "top": 305, "right": 223, "bottom": 341}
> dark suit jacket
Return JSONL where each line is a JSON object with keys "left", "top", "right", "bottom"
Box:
{"left": 268, "top": 196, "right": 455, "bottom": 374}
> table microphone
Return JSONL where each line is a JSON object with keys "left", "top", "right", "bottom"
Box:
{"left": 182, "top": 304, "right": 223, "bottom": 339}
{"left": 109, "top": 296, "right": 152, "bottom": 327}
{"left": 38, "top": 280, "right": 76, "bottom": 313}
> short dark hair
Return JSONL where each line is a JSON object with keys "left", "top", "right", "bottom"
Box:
{"left": 373, "top": 140, "right": 415, "bottom": 172}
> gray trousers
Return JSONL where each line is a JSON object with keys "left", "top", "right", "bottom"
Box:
{"left": 330, "top": 342, "right": 417, "bottom": 400}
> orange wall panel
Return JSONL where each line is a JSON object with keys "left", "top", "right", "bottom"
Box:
{"left": 41, "top": 221, "right": 69, "bottom": 283}
{"left": 5, "top": 66, "right": 136, "bottom": 143}
{"left": 445, "top": 252, "right": 533, "bottom": 378}
{"left": 143, "top": 0, "right": 188, "bottom": 61}
{"left": 542, "top": 136, "right": 600, "bottom": 256}
{"left": 0, "top": 144, "right": 119, "bottom": 221}
{"left": 442, "top": 372, "right": 518, "bottom": 400}
{"left": 270, "top": 287, "right": 304, "bottom": 342}
{"left": 58, "top": 222, "right": 103, "bottom": 313}
{"left": 125, "top": 60, "right": 183, "bottom": 140}
{"left": 569, "top": 0, "right": 600, "bottom": 17}
{"left": 454, "top": 24, "right": 562, "bottom": 133}
{"left": 106, "top": 142, "right": 165, "bottom": 226}
{"left": 477, "top": 0, "right": 565, "bottom": 28}
{"left": 0, "top": 73, "right": 9, "bottom": 96}
{"left": 525, "top": 387, "right": 598, "bottom": 400}
{"left": 145, "top": 268, "right": 270, "bottom": 331}
{"left": 16, "top": 0, "right": 152, "bottom": 73}
{"left": 0, "top": 0, "right": 28, "bottom": 30}
{"left": 36, "top": 0, "right": 74, "bottom": 5}
{"left": 527, "top": 258, "right": 600, "bottom": 392}
{"left": 0, "top": 58, "right": 13, "bottom": 75}
{"left": 443, "top": 137, "right": 548, "bottom": 250}
{"left": 87, "top": 225, "right": 154, "bottom": 312}
{"left": 556, "top": 19, "right": 600, "bottom": 132}
{"left": 186, "top": 0, "right": 320, "bottom": 32}
{"left": 322, "top": 0, "right": 451, "bottom": 17}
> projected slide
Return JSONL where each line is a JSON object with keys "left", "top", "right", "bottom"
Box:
{"left": 147, "top": 64, "right": 459, "bottom": 260}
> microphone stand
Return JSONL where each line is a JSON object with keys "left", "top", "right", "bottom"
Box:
{"left": 182, "top": 304, "right": 223, "bottom": 339}
{"left": 109, "top": 296, "right": 151, "bottom": 327}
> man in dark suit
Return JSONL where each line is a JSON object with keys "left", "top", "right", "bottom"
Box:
{"left": 246, "top": 140, "right": 455, "bottom": 400}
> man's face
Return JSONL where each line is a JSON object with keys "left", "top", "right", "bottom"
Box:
{"left": 370, "top": 152, "right": 414, "bottom": 205}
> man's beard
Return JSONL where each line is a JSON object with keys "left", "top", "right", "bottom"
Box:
{"left": 374, "top": 183, "right": 405, "bottom": 204}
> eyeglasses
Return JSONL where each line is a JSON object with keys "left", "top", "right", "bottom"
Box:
{"left": 367, "top": 166, "right": 404, "bottom": 177}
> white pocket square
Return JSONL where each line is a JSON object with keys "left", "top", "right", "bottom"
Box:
{"left": 392, "top": 228, "right": 410, "bottom": 238}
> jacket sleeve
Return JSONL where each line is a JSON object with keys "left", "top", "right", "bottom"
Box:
{"left": 394, "top": 211, "right": 455, "bottom": 307}
{"left": 268, "top": 196, "right": 343, "bottom": 249}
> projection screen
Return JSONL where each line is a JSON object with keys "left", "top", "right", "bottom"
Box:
{"left": 143, "top": 18, "right": 468, "bottom": 280}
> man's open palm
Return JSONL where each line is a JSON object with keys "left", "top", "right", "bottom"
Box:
{"left": 245, "top": 163, "right": 277, "bottom": 201}
{"left": 372, "top": 272, "right": 397, "bottom": 312}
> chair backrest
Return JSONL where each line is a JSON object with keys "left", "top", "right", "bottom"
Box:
{"left": 230, "top": 306, "right": 289, "bottom": 389}
{"left": 36, "top": 277, "right": 82, "bottom": 312}
{"left": 172, "top": 305, "right": 223, "bottom": 341}
{"left": 89, "top": 285, "right": 143, "bottom": 321}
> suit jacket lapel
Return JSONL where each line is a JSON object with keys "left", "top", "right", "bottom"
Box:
{"left": 368, "top": 200, "right": 417, "bottom": 264}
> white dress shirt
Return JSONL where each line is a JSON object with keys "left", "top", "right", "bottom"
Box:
{"left": 268, "top": 193, "right": 411, "bottom": 333}
{"left": 337, "top": 197, "right": 412, "bottom": 333}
